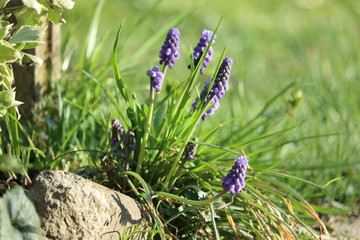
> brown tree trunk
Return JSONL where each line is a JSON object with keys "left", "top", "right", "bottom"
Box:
{"left": 11, "top": 2, "right": 61, "bottom": 120}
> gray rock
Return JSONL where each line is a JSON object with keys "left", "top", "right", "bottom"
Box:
{"left": 27, "top": 170, "right": 151, "bottom": 240}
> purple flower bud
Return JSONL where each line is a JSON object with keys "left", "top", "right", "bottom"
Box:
{"left": 192, "top": 57, "right": 233, "bottom": 121}
{"left": 124, "top": 129, "right": 136, "bottom": 151}
{"left": 159, "top": 28, "right": 180, "bottom": 69}
{"left": 111, "top": 119, "right": 125, "bottom": 154}
{"left": 182, "top": 137, "right": 199, "bottom": 160}
{"left": 146, "top": 70, "right": 156, "bottom": 77}
{"left": 152, "top": 66, "right": 160, "bottom": 72}
{"left": 189, "top": 29, "right": 217, "bottom": 74}
{"left": 146, "top": 66, "right": 164, "bottom": 92}
{"left": 222, "top": 156, "right": 249, "bottom": 196}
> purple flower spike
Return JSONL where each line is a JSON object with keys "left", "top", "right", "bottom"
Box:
{"left": 192, "top": 57, "right": 233, "bottom": 121}
{"left": 124, "top": 129, "right": 136, "bottom": 151}
{"left": 111, "top": 119, "right": 125, "bottom": 154}
{"left": 189, "top": 29, "right": 217, "bottom": 74}
{"left": 147, "top": 66, "right": 164, "bottom": 92}
{"left": 222, "top": 156, "right": 249, "bottom": 196}
{"left": 182, "top": 137, "right": 199, "bottom": 160}
{"left": 159, "top": 28, "right": 180, "bottom": 69}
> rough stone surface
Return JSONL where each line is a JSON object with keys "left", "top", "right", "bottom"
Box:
{"left": 27, "top": 170, "right": 151, "bottom": 240}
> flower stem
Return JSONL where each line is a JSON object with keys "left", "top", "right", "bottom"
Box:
{"left": 162, "top": 64, "right": 169, "bottom": 77}
{"left": 155, "top": 189, "right": 228, "bottom": 206}
{"left": 136, "top": 66, "right": 168, "bottom": 174}
{"left": 210, "top": 204, "right": 221, "bottom": 240}
{"left": 119, "top": 171, "right": 164, "bottom": 236}
{"left": 136, "top": 81, "right": 156, "bottom": 174}
{"left": 162, "top": 95, "right": 215, "bottom": 189}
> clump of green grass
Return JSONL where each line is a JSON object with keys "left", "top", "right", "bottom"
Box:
{"left": 58, "top": 14, "right": 333, "bottom": 238}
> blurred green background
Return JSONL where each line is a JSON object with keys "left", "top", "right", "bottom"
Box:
{"left": 60, "top": 0, "right": 360, "bottom": 207}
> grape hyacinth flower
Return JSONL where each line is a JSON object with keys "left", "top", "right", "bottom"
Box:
{"left": 182, "top": 137, "right": 199, "bottom": 160}
{"left": 146, "top": 66, "right": 164, "bottom": 92}
{"left": 189, "top": 29, "right": 217, "bottom": 74}
{"left": 192, "top": 57, "right": 233, "bottom": 121}
{"left": 124, "top": 129, "right": 136, "bottom": 151}
{"left": 222, "top": 156, "right": 249, "bottom": 196}
{"left": 111, "top": 119, "right": 125, "bottom": 154}
{"left": 159, "top": 28, "right": 180, "bottom": 69}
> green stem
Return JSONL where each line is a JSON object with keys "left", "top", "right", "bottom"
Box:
{"left": 136, "top": 83, "right": 155, "bottom": 174}
{"left": 162, "top": 52, "right": 227, "bottom": 188}
{"left": 136, "top": 65, "right": 168, "bottom": 174}
{"left": 162, "top": 96, "right": 216, "bottom": 190}
{"left": 210, "top": 204, "right": 220, "bottom": 240}
{"left": 162, "top": 64, "right": 168, "bottom": 77}
{"left": 119, "top": 171, "right": 152, "bottom": 202}
{"left": 155, "top": 189, "right": 228, "bottom": 206}
{"left": 118, "top": 171, "right": 164, "bottom": 238}
{"left": 170, "top": 80, "right": 190, "bottom": 120}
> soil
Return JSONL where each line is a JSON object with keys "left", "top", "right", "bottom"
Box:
{"left": 328, "top": 215, "right": 360, "bottom": 240}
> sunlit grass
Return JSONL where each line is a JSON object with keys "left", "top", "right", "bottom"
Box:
{"left": 60, "top": 0, "right": 359, "bottom": 215}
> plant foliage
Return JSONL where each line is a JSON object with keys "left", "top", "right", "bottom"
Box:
{"left": 0, "top": 185, "right": 42, "bottom": 240}
{"left": 81, "top": 17, "right": 335, "bottom": 239}
{"left": 0, "top": 0, "right": 73, "bottom": 121}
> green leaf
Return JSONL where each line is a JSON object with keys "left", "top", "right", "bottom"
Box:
{"left": 22, "top": 0, "right": 42, "bottom": 14}
{"left": 199, "top": 210, "right": 213, "bottom": 222}
{"left": 0, "top": 40, "right": 21, "bottom": 64}
{"left": 0, "top": 154, "right": 23, "bottom": 173}
{"left": 0, "top": 90, "right": 20, "bottom": 108}
{"left": 0, "top": 63, "right": 14, "bottom": 88}
{"left": 0, "top": 186, "right": 42, "bottom": 240}
{"left": 0, "top": 22, "right": 12, "bottom": 40}
{"left": 20, "top": 52, "right": 43, "bottom": 66}
{"left": 85, "top": 0, "right": 105, "bottom": 61}
{"left": 0, "top": 108, "right": 6, "bottom": 117}
{"left": 38, "top": 0, "right": 63, "bottom": 24}
{"left": 0, "top": 200, "right": 14, "bottom": 240}
{"left": 57, "top": 0, "right": 74, "bottom": 9}
{"left": 9, "top": 25, "right": 46, "bottom": 46}
{"left": 0, "top": 90, "right": 23, "bottom": 117}
{"left": 14, "top": 7, "right": 47, "bottom": 27}
{"left": 0, "top": 0, "right": 10, "bottom": 8}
